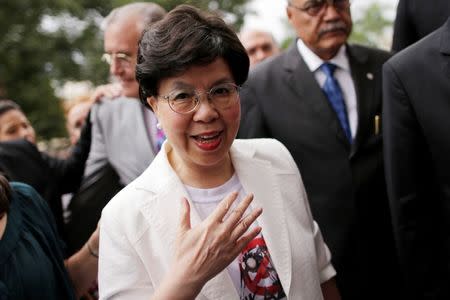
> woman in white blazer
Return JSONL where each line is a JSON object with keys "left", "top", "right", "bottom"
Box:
{"left": 99, "top": 5, "right": 340, "bottom": 300}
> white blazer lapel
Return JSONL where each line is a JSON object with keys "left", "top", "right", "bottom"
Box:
{"left": 231, "top": 141, "right": 293, "bottom": 297}
{"left": 137, "top": 147, "right": 237, "bottom": 300}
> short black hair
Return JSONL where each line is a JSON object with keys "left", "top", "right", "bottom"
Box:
{"left": 136, "top": 5, "right": 250, "bottom": 109}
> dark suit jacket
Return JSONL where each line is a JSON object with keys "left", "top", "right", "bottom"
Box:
{"left": 238, "top": 43, "right": 399, "bottom": 299}
{"left": 383, "top": 18, "right": 450, "bottom": 300}
{"left": 392, "top": 0, "right": 450, "bottom": 52}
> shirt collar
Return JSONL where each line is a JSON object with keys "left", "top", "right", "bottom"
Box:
{"left": 296, "top": 39, "right": 350, "bottom": 72}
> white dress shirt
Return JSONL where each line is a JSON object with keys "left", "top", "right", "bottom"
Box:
{"left": 297, "top": 39, "right": 358, "bottom": 138}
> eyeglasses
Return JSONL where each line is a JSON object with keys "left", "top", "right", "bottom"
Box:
{"left": 289, "top": 0, "right": 350, "bottom": 17}
{"left": 158, "top": 83, "right": 240, "bottom": 114}
{"left": 101, "top": 52, "right": 133, "bottom": 67}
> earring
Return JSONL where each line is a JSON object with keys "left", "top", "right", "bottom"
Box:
{"left": 156, "top": 122, "right": 162, "bottom": 130}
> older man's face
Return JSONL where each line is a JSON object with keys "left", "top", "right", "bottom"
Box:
{"left": 240, "top": 31, "right": 280, "bottom": 66}
{"left": 287, "top": 0, "right": 352, "bottom": 60}
{"left": 104, "top": 18, "right": 141, "bottom": 98}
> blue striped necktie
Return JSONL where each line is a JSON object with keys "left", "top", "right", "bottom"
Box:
{"left": 320, "top": 62, "right": 352, "bottom": 143}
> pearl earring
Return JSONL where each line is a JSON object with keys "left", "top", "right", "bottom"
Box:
{"left": 156, "top": 122, "right": 162, "bottom": 130}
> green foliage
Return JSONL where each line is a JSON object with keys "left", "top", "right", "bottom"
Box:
{"left": 0, "top": 0, "right": 112, "bottom": 139}
{"left": 1, "top": 0, "right": 248, "bottom": 139}
{"left": 349, "top": 3, "right": 394, "bottom": 49}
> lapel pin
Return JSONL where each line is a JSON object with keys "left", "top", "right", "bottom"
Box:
{"left": 366, "top": 73, "right": 374, "bottom": 80}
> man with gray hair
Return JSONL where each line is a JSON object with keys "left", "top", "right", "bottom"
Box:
{"left": 239, "top": 29, "right": 280, "bottom": 67}
{"left": 66, "top": 2, "right": 166, "bottom": 254}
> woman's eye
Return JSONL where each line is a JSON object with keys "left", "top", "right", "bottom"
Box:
{"left": 212, "top": 87, "right": 231, "bottom": 96}
{"left": 6, "top": 126, "right": 18, "bottom": 135}
{"left": 173, "top": 92, "right": 192, "bottom": 101}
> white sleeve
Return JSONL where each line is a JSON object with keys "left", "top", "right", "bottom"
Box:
{"left": 279, "top": 139, "right": 336, "bottom": 283}
{"left": 98, "top": 211, "right": 154, "bottom": 299}
{"left": 312, "top": 220, "right": 336, "bottom": 283}
{"left": 297, "top": 167, "right": 335, "bottom": 283}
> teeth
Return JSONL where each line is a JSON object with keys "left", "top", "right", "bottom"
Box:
{"left": 196, "top": 132, "right": 220, "bottom": 140}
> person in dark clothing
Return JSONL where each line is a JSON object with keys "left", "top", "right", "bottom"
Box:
{"left": 0, "top": 99, "right": 91, "bottom": 240}
{"left": 0, "top": 174, "right": 99, "bottom": 299}
{"left": 384, "top": 18, "right": 450, "bottom": 298}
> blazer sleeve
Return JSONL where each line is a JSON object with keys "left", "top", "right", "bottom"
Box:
{"left": 278, "top": 141, "right": 335, "bottom": 283}
{"left": 382, "top": 61, "right": 435, "bottom": 290}
{"left": 82, "top": 102, "right": 111, "bottom": 178}
{"left": 99, "top": 208, "right": 154, "bottom": 299}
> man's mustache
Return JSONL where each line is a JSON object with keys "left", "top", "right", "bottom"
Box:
{"left": 319, "top": 22, "right": 349, "bottom": 37}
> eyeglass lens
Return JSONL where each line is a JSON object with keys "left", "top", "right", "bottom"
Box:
{"left": 164, "top": 83, "right": 239, "bottom": 114}
{"left": 101, "top": 53, "right": 132, "bottom": 65}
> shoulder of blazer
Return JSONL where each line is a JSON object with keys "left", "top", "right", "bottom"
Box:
{"left": 93, "top": 97, "right": 142, "bottom": 122}
{"left": 232, "top": 139, "right": 298, "bottom": 174}
{"left": 385, "top": 22, "right": 446, "bottom": 72}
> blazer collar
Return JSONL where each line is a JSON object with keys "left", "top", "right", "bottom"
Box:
{"left": 134, "top": 144, "right": 237, "bottom": 299}
{"left": 134, "top": 141, "right": 293, "bottom": 299}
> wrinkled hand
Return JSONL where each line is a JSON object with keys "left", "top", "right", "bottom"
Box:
{"left": 170, "top": 192, "right": 262, "bottom": 295}
{"left": 89, "top": 83, "right": 123, "bottom": 103}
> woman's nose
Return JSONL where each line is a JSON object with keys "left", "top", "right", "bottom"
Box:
{"left": 192, "top": 95, "right": 219, "bottom": 123}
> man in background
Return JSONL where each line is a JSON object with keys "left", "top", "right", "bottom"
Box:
{"left": 66, "top": 2, "right": 166, "bottom": 254}
{"left": 239, "top": 29, "right": 280, "bottom": 66}
{"left": 238, "top": 0, "right": 400, "bottom": 298}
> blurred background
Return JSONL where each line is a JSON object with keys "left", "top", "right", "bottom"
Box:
{"left": 0, "top": 0, "right": 398, "bottom": 142}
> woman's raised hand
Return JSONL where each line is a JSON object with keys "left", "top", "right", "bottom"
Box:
{"left": 154, "top": 192, "right": 262, "bottom": 300}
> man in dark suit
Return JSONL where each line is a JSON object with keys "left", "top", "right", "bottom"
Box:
{"left": 392, "top": 0, "right": 450, "bottom": 52}
{"left": 383, "top": 18, "right": 450, "bottom": 299}
{"left": 238, "top": 1, "right": 399, "bottom": 298}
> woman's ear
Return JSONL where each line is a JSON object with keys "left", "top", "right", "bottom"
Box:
{"left": 147, "top": 97, "right": 158, "bottom": 114}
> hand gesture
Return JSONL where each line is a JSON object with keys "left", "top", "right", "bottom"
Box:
{"left": 155, "top": 192, "right": 262, "bottom": 299}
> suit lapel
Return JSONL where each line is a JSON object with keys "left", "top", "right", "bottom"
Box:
{"left": 283, "top": 44, "right": 350, "bottom": 148}
{"left": 136, "top": 147, "right": 237, "bottom": 300}
{"left": 347, "top": 45, "right": 376, "bottom": 156}
{"left": 230, "top": 142, "right": 293, "bottom": 297}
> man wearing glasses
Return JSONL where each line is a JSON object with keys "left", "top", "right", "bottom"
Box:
{"left": 238, "top": 1, "right": 400, "bottom": 298}
{"left": 65, "top": 3, "right": 166, "bottom": 254}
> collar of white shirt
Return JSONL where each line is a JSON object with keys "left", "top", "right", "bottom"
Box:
{"left": 296, "top": 39, "right": 350, "bottom": 73}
